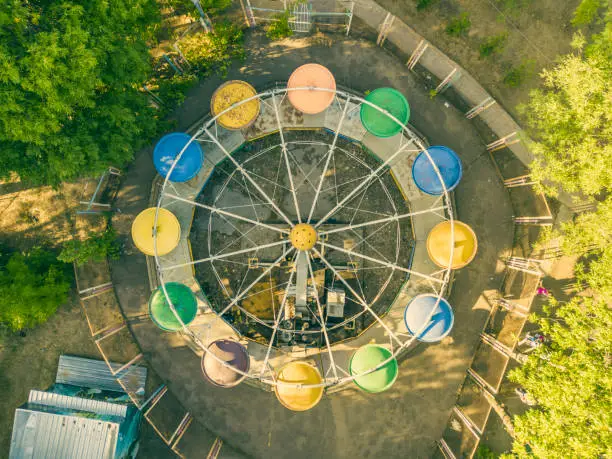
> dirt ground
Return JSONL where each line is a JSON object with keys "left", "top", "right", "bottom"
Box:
{"left": 0, "top": 175, "right": 110, "bottom": 251}
{"left": 375, "top": 0, "right": 580, "bottom": 118}
{"left": 0, "top": 296, "right": 98, "bottom": 452}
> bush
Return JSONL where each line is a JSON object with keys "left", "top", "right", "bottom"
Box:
{"left": 179, "top": 22, "right": 246, "bottom": 76}
{"left": 479, "top": 33, "right": 508, "bottom": 58}
{"left": 415, "top": 0, "right": 438, "bottom": 11}
{"left": 266, "top": 11, "right": 294, "bottom": 40}
{"left": 445, "top": 13, "right": 471, "bottom": 37}
{"left": 167, "top": 0, "right": 231, "bottom": 17}
{"left": 0, "top": 248, "right": 71, "bottom": 331}
{"left": 474, "top": 445, "right": 497, "bottom": 459}
{"left": 503, "top": 60, "right": 535, "bottom": 87}
{"left": 572, "top": 0, "right": 604, "bottom": 27}
{"left": 58, "top": 228, "right": 121, "bottom": 266}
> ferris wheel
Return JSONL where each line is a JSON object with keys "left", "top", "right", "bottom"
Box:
{"left": 131, "top": 63, "right": 477, "bottom": 411}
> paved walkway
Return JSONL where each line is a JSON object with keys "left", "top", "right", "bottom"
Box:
{"left": 111, "top": 32, "right": 513, "bottom": 458}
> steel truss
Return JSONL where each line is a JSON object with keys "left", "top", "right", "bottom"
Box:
{"left": 152, "top": 86, "right": 458, "bottom": 389}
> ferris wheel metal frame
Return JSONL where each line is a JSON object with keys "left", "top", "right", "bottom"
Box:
{"left": 151, "top": 85, "right": 457, "bottom": 390}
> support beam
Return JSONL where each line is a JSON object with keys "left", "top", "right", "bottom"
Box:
{"left": 503, "top": 174, "right": 535, "bottom": 188}
{"left": 314, "top": 247, "right": 404, "bottom": 347}
{"left": 308, "top": 96, "right": 352, "bottom": 223}
{"left": 407, "top": 40, "right": 429, "bottom": 70}
{"left": 216, "top": 247, "right": 295, "bottom": 317}
{"left": 160, "top": 239, "right": 288, "bottom": 272}
{"left": 486, "top": 132, "right": 520, "bottom": 152}
{"left": 318, "top": 206, "right": 446, "bottom": 235}
{"left": 315, "top": 142, "right": 418, "bottom": 227}
{"left": 271, "top": 93, "right": 302, "bottom": 222}
{"left": 435, "top": 68, "right": 459, "bottom": 94}
{"left": 513, "top": 216, "right": 553, "bottom": 226}
{"left": 307, "top": 253, "right": 338, "bottom": 381}
{"left": 376, "top": 13, "right": 395, "bottom": 46}
{"left": 319, "top": 240, "right": 444, "bottom": 284}
{"left": 346, "top": 2, "right": 355, "bottom": 36}
{"left": 204, "top": 127, "right": 294, "bottom": 226}
{"left": 465, "top": 97, "right": 496, "bottom": 119}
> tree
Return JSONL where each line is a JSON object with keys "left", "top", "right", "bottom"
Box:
{"left": 507, "top": 296, "right": 612, "bottom": 458}
{"left": 58, "top": 228, "right": 121, "bottom": 266}
{"left": 572, "top": 0, "right": 608, "bottom": 27}
{"left": 265, "top": 12, "right": 293, "bottom": 41}
{"left": 179, "top": 22, "right": 245, "bottom": 75}
{"left": 519, "top": 26, "right": 612, "bottom": 197}
{"left": 0, "top": 0, "right": 161, "bottom": 185}
{"left": 0, "top": 248, "right": 71, "bottom": 331}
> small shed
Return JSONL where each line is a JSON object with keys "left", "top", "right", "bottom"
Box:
{"left": 9, "top": 355, "right": 147, "bottom": 459}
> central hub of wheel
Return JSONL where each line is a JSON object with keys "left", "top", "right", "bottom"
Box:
{"left": 290, "top": 223, "right": 318, "bottom": 251}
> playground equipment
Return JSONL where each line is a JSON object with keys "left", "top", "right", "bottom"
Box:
{"left": 349, "top": 344, "right": 398, "bottom": 393}
{"left": 274, "top": 362, "right": 324, "bottom": 411}
{"left": 154, "top": 133, "right": 204, "bottom": 182}
{"left": 412, "top": 146, "right": 462, "bottom": 195}
{"left": 132, "top": 207, "right": 181, "bottom": 256}
{"left": 137, "top": 63, "right": 473, "bottom": 410}
{"left": 201, "top": 339, "right": 250, "bottom": 388}
{"left": 427, "top": 220, "right": 478, "bottom": 269}
{"left": 149, "top": 283, "right": 198, "bottom": 331}
{"left": 287, "top": 63, "right": 336, "bottom": 114}
{"left": 211, "top": 80, "right": 260, "bottom": 130}
{"left": 360, "top": 87, "right": 410, "bottom": 138}
{"left": 404, "top": 294, "right": 454, "bottom": 343}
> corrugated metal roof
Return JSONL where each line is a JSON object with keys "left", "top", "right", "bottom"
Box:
{"left": 28, "top": 390, "right": 127, "bottom": 419}
{"left": 9, "top": 409, "right": 118, "bottom": 459}
{"left": 56, "top": 355, "right": 147, "bottom": 399}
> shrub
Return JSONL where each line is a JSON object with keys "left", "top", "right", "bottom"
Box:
{"left": 503, "top": 60, "right": 535, "bottom": 87}
{"left": 0, "top": 248, "right": 71, "bottom": 331}
{"left": 179, "top": 22, "right": 246, "bottom": 76}
{"left": 571, "top": 0, "right": 603, "bottom": 27}
{"left": 479, "top": 32, "right": 508, "bottom": 58}
{"left": 415, "top": 0, "right": 438, "bottom": 11}
{"left": 266, "top": 11, "right": 294, "bottom": 40}
{"left": 58, "top": 228, "right": 121, "bottom": 266}
{"left": 445, "top": 13, "right": 471, "bottom": 37}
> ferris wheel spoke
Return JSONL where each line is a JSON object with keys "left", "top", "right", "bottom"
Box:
{"left": 286, "top": 148, "right": 318, "bottom": 193}
{"left": 319, "top": 240, "right": 444, "bottom": 284}
{"left": 293, "top": 145, "right": 334, "bottom": 193}
{"left": 321, "top": 173, "right": 370, "bottom": 194}
{"left": 348, "top": 227, "right": 393, "bottom": 265}
{"left": 308, "top": 96, "right": 352, "bottom": 223}
{"left": 216, "top": 247, "right": 296, "bottom": 318}
{"left": 160, "top": 240, "right": 288, "bottom": 272}
{"left": 164, "top": 193, "right": 289, "bottom": 235}
{"left": 215, "top": 213, "right": 260, "bottom": 255}
{"left": 271, "top": 94, "right": 302, "bottom": 223}
{"left": 313, "top": 247, "right": 403, "bottom": 347}
{"left": 204, "top": 127, "right": 294, "bottom": 227}
{"left": 314, "top": 143, "right": 419, "bottom": 228}
{"left": 260, "top": 268, "right": 296, "bottom": 376}
{"left": 306, "top": 253, "right": 339, "bottom": 381}
{"left": 319, "top": 206, "right": 447, "bottom": 236}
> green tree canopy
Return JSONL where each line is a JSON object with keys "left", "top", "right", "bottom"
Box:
{"left": 0, "top": 0, "right": 161, "bottom": 185}
{"left": 58, "top": 228, "right": 120, "bottom": 266}
{"left": 508, "top": 295, "right": 612, "bottom": 458}
{"left": 0, "top": 248, "right": 71, "bottom": 331}
{"left": 519, "top": 23, "right": 612, "bottom": 197}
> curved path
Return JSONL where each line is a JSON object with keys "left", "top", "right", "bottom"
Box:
{"left": 111, "top": 33, "right": 513, "bottom": 458}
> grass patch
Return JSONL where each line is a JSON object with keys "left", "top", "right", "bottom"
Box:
{"left": 479, "top": 32, "right": 508, "bottom": 58}
{"left": 266, "top": 11, "right": 294, "bottom": 40}
{"left": 503, "top": 60, "right": 536, "bottom": 87}
{"left": 446, "top": 12, "right": 471, "bottom": 37}
{"left": 415, "top": 0, "right": 438, "bottom": 11}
